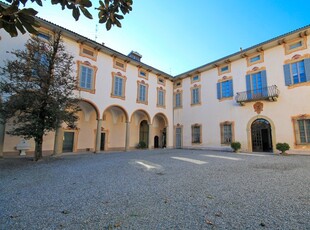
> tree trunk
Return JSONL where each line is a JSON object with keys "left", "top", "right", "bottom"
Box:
{"left": 34, "top": 136, "right": 43, "bottom": 161}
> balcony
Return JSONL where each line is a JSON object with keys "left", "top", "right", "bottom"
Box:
{"left": 235, "top": 85, "right": 280, "bottom": 105}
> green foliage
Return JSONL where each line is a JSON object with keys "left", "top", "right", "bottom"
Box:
{"left": 136, "top": 140, "right": 147, "bottom": 149}
{"left": 0, "top": 0, "right": 133, "bottom": 37}
{"left": 231, "top": 141, "right": 241, "bottom": 152}
{"left": 0, "top": 31, "right": 80, "bottom": 160}
{"left": 276, "top": 143, "right": 290, "bottom": 154}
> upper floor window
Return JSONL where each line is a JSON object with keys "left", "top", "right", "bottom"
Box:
{"left": 174, "top": 80, "right": 182, "bottom": 88}
{"left": 158, "top": 77, "right": 166, "bottom": 86}
{"left": 191, "top": 124, "right": 201, "bottom": 144}
{"left": 113, "top": 58, "right": 126, "bottom": 72}
{"left": 157, "top": 87, "right": 165, "bottom": 108}
{"left": 79, "top": 44, "right": 97, "bottom": 61}
{"left": 245, "top": 70, "right": 268, "bottom": 99}
{"left": 111, "top": 72, "right": 126, "bottom": 99}
{"left": 218, "top": 63, "right": 231, "bottom": 75}
{"left": 217, "top": 79, "right": 233, "bottom": 100}
{"left": 77, "top": 61, "right": 97, "bottom": 94}
{"left": 292, "top": 115, "right": 310, "bottom": 146}
{"left": 37, "top": 32, "right": 51, "bottom": 41}
{"left": 247, "top": 52, "right": 264, "bottom": 66}
{"left": 137, "top": 81, "right": 148, "bottom": 104}
{"left": 191, "top": 85, "right": 201, "bottom": 105}
{"left": 174, "top": 90, "right": 182, "bottom": 108}
{"left": 138, "top": 68, "right": 148, "bottom": 79}
{"left": 283, "top": 58, "right": 310, "bottom": 86}
{"left": 191, "top": 74, "right": 201, "bottom": 83}
{"left": 284, "top": 37, "right": 307, "bottom": 55}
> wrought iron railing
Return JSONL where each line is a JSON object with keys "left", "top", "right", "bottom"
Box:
{"left": 235, "top": 85, "right": 280, "bottom": 104}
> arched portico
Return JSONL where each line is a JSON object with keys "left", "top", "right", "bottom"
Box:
{"left": 246, "top": 115, "right": 276, "bottom": 153}
{"left": 152, "top": 113, "right": 169, "bottom": 148}
{"left": 130, "top": 110, "right": 151, "bottom": 149}
{"left": 102, "top": 105, "right": 129, "bottom": 151}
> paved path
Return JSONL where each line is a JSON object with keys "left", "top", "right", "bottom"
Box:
{"left": 1, "top": 149, "right": 310, "bottom": 229}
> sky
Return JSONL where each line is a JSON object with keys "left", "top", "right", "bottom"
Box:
{"left": 27, "top": 0, "right": 310, "bottom": 76}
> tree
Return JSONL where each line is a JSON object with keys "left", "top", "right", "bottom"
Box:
{"left": 0, "top": 31, "right": 80, "bottom": 161}
{"left": 0, "top": 0, "right": 133, "bottom": 37}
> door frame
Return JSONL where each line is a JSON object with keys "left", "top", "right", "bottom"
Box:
{"left": 62, "top": 129, "right": 79, "bottom": 153}
{"left": 247, "top": 115, "right": 276, "bottom": 153}
{"left": 174, "top": 125, "right": 183, "bottom": 149}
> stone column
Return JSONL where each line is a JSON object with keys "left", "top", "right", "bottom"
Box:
{"left": 0, "top": 122, "right": 5, "bottom": 158}
{"left": 148, "top": 124, "right": 153, "bottom": 149}
{"left": 53, "top": 126, "right": 63, "bottom": 155}
{"left": 165, "top": 126, "right": 169, "bottom": 148}
{"left": 95, "top": 119, "right": 102, "bottom": 153}
{"left": 125, "top": 121, "right": 130, "bottom": 151}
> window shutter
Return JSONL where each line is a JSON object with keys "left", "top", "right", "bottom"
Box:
{"left": 283, "top": 64, "right": 292, "bottom": 86}
{"left": 229, "top": 80, "right": 234, "bottom": 97}
{"left": 303, "top": 58, "right": 310, "bottom": 82}
{"left": 246, "top": 74, "right": 252, "bottom": 100}
{"left": 261, "top": 70, "right": 268, "bottom": 97}
{"left": 216, "top": 82, "right": 221, "bottom": 99}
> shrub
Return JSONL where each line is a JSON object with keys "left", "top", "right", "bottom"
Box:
{"left": 136, "top": 140, "right": 147, "bottom": 149}
{"left": 276, "top": 143, "right": 290, "bottom": 154}
{"left": 231, "top": 142, "right": 241, "bottom": 152}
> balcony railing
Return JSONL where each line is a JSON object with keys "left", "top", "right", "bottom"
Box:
{"left": 235, "top": 85, "right": 280, "bottom": 105}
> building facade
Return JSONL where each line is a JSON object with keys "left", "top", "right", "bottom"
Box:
{"left": 0, "top": 19, "right": 309, "bottom": 156}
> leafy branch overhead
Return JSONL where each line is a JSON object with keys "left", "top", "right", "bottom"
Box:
{"left": 0, "top": 0, "right": 133, "bottom": 37}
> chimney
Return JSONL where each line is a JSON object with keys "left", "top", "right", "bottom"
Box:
{"left": 128, "top": 51, "right": 142, "bottom": 62}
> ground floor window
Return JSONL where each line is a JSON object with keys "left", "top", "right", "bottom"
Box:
{"left": 293, "top": 116, "right": 310, "bottom": 145}
{"left": 220, "top": 122, "right": 234, "bottom": 144}
{"left": 191, "top": 124, "right": 201, "bottom": 144}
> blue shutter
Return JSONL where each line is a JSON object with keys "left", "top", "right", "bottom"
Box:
{"left": 229, "top": 80, "right": 234, "bottom": 97}
{"left": 261, "top": 70, "right": 268, "bottom": 97}
{"left": 246, "top": 74, "right": 252, "bottom": 100}
{"left": 216, "top": 82, "right": 221, "bottom": 99}
{"left": 303, "top": 58, "right": 310, "bottom": 82}
{"left": 283, "top": 64, "right": 292, "bottom": 86}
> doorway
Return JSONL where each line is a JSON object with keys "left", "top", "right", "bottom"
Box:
{"left": 100, "top": 133, "right": 105, "bottom": 151}
{"left": 251, "top": 119, "right": 272, "bottom": 152}
{"left": 139, "top": 120, "right": 149, "bottom": 148}
{"left": 175, "top": 127, "right": 182, "bottom": 149}
{"left": 154, "top": 136, "right": 159, "bottom": 148}
{"left": 63, "top": 132, "right": 74, "bottom": 152}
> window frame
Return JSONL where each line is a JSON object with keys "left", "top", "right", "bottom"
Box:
{"left": 157, "top": 77, "right": 166, "bottom": 86}
{"left": 174, "top": 90, "right": 183, "bottom": 109}
{"left": 292, "top": 114, "right": 310, "bottom": 148}
{"left": 191, "top": 85, "right": 201, "bottom": 106}
{"left": 217, "top": 76, "right": 233, "bottom": 101}
{"left": 217, "top": 63, "right": 231, "bottom": 75}
{"left": 77, "top": 61, "right": 97, "bottom": 94}
{"left": 220, "top": 121, "right": 235, "bottom": 145}
{"left": 79, "top": 44, "right": 98, "bottom": 61}
{"left": 246, "top": 52, "right": 264, "bottom": 66}
{"left": 113, "top": 58, "right": 127, "bottom": 72}
{"left": 111, "top": 72, "right": 127, "bottom": 100}
{"left": 138, "top": 68, "right": 149, "bottom": 79}
{"left": 156, "top": 87, "right": 166, "bottom": 108}
{"left": 191, "top": 124, "right": 202, "bottom": 144}
{"left": 173, "top": 80, "right": 182, "bottom": 89}
{"left": 136, "top": 80, "right": 149, "bottom": 105}
{"left": 284, "top": 37, "right": 307, "bottom": 55}
{"left": 283, "top": 56, "right": 310, "bottom": 88}
{"left": 190, "top": 74, "right": 201, "bottom": 84}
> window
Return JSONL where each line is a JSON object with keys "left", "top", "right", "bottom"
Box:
{"left": 191, "top": 85, "right": 201, "bottom": 105}
{"left": 283, "top": 59, "right": 310, "bottom": 86}
{"left": 191, "top": 124, "right": 201, "bottom": 144}
{"left": 218, "top": 63, "right": 231, "bottom": 75}
{"left": 38, "top": 32, "right": 50, "bottom": 41}
{"left": 137, "top": 81, "right": 148, "bottom": 104}
{"left": 79, "top": 44, "right": 97, "bottom": 61}
{"left": 158, "top": 77, "right": 166, "bottom": 85}
{"left": 245, "top": 70, "right": 268, "bottom": 100}
{"left": 157, "top": 87, "right": 165, "bottom": 107}
{"left": 247, "top": 52, "right": 264, "bottom": 66}
{"left": 217, "top": 79, "right": 233, "bottom": 100}
{"left": 220, "top": 122, "right": 234, "bottom": 145}
{"left": 111, "top": 72, "right": 126, "bottom": 99}
{"left": 138, "top": 68, "right": 148, "bottom": 79}
{"left": 284, "top": 37, "right": 307, "bottom": 55}
{"left": 174, "top": 80, "right": 182, "bottom": 88}
{"left": 174, "top": 90, "right": 182, "bottom": 108}
{"left": 113, "top": 58, "right": 126, "bottom": 72}
{"left": 292, "top": 115, "right": 310, "bottom": 146}
{"left": 77, "top": 61, "right": 97, "bottom": 93}
{"left": 191, "top": 74, "right": 200, "bottom": 83}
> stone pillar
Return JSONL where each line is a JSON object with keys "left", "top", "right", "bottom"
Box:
{"left": 165, "top": 126, "right": 169, "bottom": 148}
{"left": 53, "top": 126, "right": 63, "bottom": 155}
{"left": 148, "top": 124, "right": 153, "bottom": 149}
{"left": 0, "top": 122, "right": 5, "bottom": 158}
{"left": 95, "top": 119, "right": 102, "bottom": 153}
{"left": 125, "top": 121, "right": 130, "bottom": 151}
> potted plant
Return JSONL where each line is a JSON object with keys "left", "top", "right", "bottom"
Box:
{"left": 276, "top": 143, "right": 290, "bottom": 155}
{"left": 231, "top": 142, "right": 241, "bottom": 153}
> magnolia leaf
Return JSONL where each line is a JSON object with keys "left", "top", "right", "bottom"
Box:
{"left": 72, "top": 7, "right": 80, "bottom": 21}
{"left": 79, "top": 6, "right": 93, "bottom": 19}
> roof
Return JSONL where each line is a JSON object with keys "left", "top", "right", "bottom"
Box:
{"left": 174, "top": 24, "right": 310, "bottom": 79}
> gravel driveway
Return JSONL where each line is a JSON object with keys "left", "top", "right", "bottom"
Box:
{"left": 1, "top": 149, "right": 310, "bottom": 229}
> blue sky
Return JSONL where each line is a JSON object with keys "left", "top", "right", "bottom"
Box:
{"left": 28, "top": 0, "right": 310, "bottom": 75}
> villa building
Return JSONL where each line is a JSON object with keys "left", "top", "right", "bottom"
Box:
{"left": 0, "top": 19, "right": 309, "bottom": 156}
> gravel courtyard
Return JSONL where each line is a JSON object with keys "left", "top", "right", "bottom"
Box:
{"left": 1, "top": 149, "right": 310, "bottom": 229}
